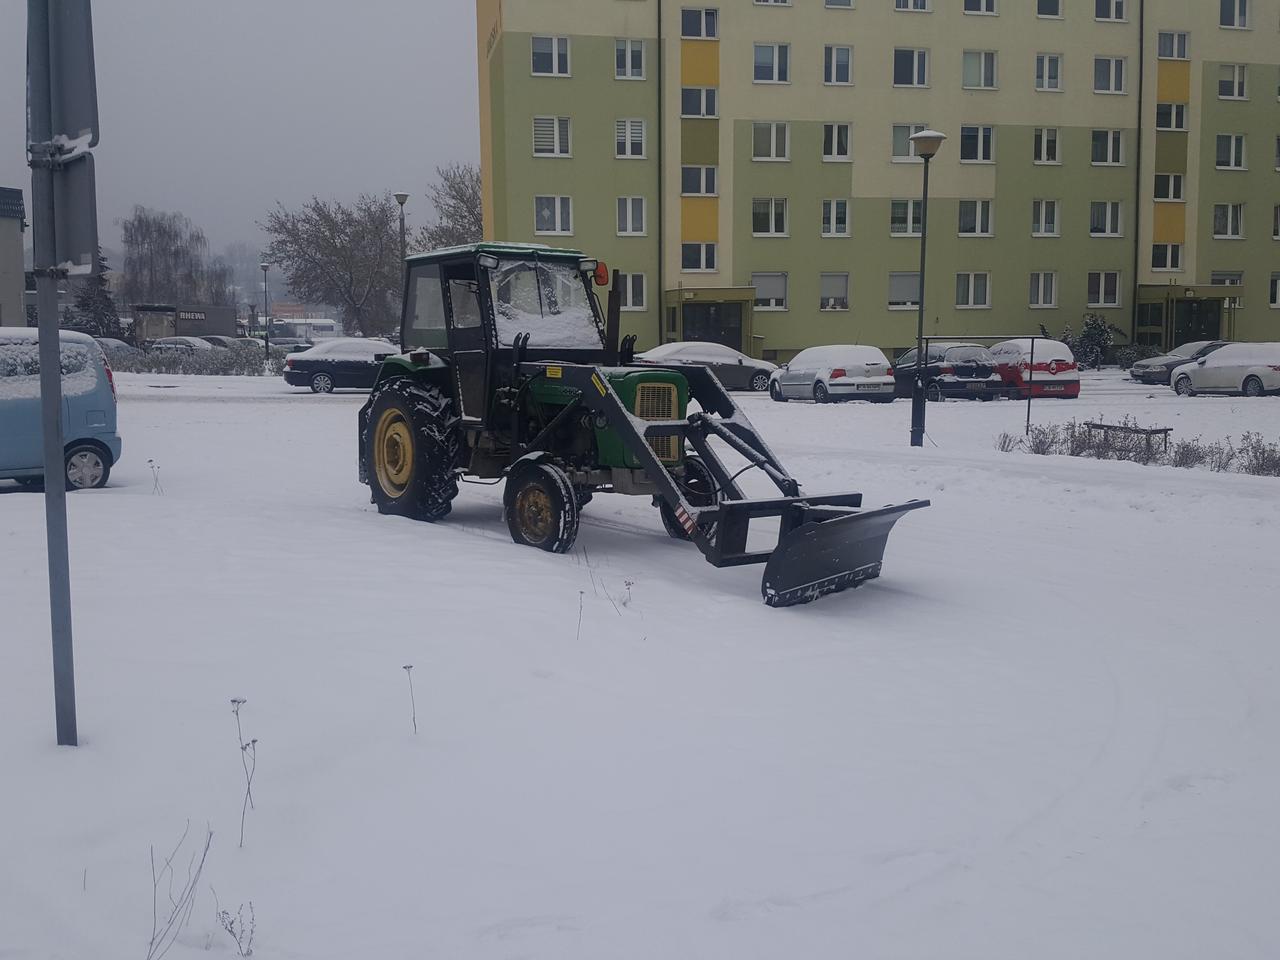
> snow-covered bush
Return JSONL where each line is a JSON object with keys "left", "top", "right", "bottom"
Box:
{"left": 1114, "top": 344, "right": 1162, "bottom": 370}
{"left": 105, "top": 345, "right": 290, "bottom": 377}
{"left": 1239, "top": 433, "right": 1280, "bottom": 477}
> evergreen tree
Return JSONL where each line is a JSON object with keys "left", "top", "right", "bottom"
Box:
{"left": 72, "top": 251, "right": 124, "bottom": 338}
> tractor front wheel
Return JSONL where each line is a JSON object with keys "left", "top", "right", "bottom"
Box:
{"left": 659, "top": 455, "right": 720, "bottom": 541}
{"left": 505, "top": 462, "right": 580, "bottom": 553}
{"left": 365, "top": 378, "right": 460, "bottom": 521}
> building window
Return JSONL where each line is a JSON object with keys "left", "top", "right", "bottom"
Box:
{"left": 531, "top": 36, "right": 570, "bottom": 76}
{"left": 1275, "top": 136, "right": 1280, "bottom": 170}
{"left": 963, "top": 51, "right": 998, "bottom": 89}
{"left": 1216, "top": 134, "right": 1246, "bottom": 169}
{"left": 893, "top": 48, "right": 929, "bottom": 87}
{"left": 615, "top": 119, "right": 646, "bottom": 158}
{"left": 681, "top": 242, "right": 716, "bottom": 272}
{"left": 1034, "top": 127, "right": 1059, "bottom": 163}
{"left": 681, "top": 165, "right": 717, "bottom": 196}
{"left": 964, "top": 0, "right": 996, "bottom": 12}
{"left": 616, "top": 39, "right": 645, "bottom": 79}
{"left": 752, "top": 272, "right": 788, "bottom": 310}
{"left": 681, "top": 87, "right": 718, "bottom": 117}
{"left": 754, "top": 43, "right": 790, "bottom": 83}
{"left": 1213, "top": 203, "right": 1245, "bottom": 238}
{"left": 1038, "top": 0, "right": 1061, "bottom": 15}
{"left": 1218, "top": 64, "right": 1247, "bottom": 99}
{"left": 823, "top": 123, "right": 852, "bottom": 162}
{"left": 1088, "top": 271, "right": 1121, "bottom": 307}
{"left": 1036, "top": 54, "right": 1062, "bottom": 91}
{"left": 1212, "top": 272, "right": 1245, "bottom": 308}
{"left": 1271, "top": 273, "right": 1279, "bottom": 309}
{"left": 534, "top": 196, "right": 572, "bottom": 235}
{"left": 958, "top": 200, "right": 993, "bottom": 236}
{"left": 820, "top": 273, "right": 850, "bottom": 311}
{"left": 895, "top": 0, "right": 929, "bottom": 9}
{"left": 1154, "top": 173, "right": 1184, "bottom": 201}
{"left": 1032, "top": 199, "right": 1059, "bottom": 236}
{"left": 1157, "top": 31, "right": 1189, "bottom": 59}
{"left": 1094, "top": 57, "right": 1126, "bottom": 93}
{"left": 822, "top": 199, "right": 850, "bottom": 237}
{"left": 617, "top": 197, "right": 646, "bottom": 236}
{"left": 956, "top": 273, "right": 991, "bottom": 308}
{"left": 532, "top": 117, "right": 571, "bottom": 157}
{"left": 755, "top": 0, "right": 791, "bottom": 4}
{"left": 681, "top": 8, "right": 718, "bottom": 39}
{"left": 1155, "top": 104, "right": 1187, "bottom": 131}
{"left": 618, "top": 272, "right": 646, "bottom": 310}
{"left": 826, "top": 0, "right": 853, "bottom": 7}
{"left": 1090, "top": 201, "right": 1122, "bottom": 236}
{"left": 890, "top": 199, "right": 923, "bottom": 236}
{"left": 1151, "top": 243, "right": 1182, "bottom": 270}
{"left": 752, "top": 198, "right": 789, "bottom": 237}
{"left": 1091, "top": 129, "right": 1124, "bottom": 165}
{"left": 892, "top": 123, "right": 927, "bottom": 161}
{"left": 1095, "top": 0, "right": 1125, "bottom": 21}
{"left": 1219, "top": 0, "right": 1248, "bottom": 29}
{"left": 824, "top": 45, "right": 853, "bottom": 85}
{"left": 752, "top": 122, "right": 790, "bottom": 160}
{"left": 960, "top": 125, "right": 995, "bottom": 162}
{"left": 1273, "top": 204, "right": 1279, "bottom": 239}
{"left": 888, "top": 272, "right": 921, "bottom": 309}
{"left": 1030, "top": 271, "right": 1057, "bottom": 307}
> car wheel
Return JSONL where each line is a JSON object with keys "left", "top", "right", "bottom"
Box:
{"left": 769, "top": 380, "right": 787, "bottom": 403}
{"left": 311, "top": 372, "right": 335, "bottom": 393}
{"left": 750, "top": 371, "right": 771, "bottom": 392}
{"left": 1242, "top": 376, "right": 1265, "bottom": 398}
{"left": 926, "top": 381, "right": 944, "bottom": 402}
{"left": 64, "top": 443, "right": 110, "bottom": 490}
{"left": 1174, "top": 375, "right": 1195, "bottom": 397}
{"left": 813, "top": 382, "right": 830, "bottom": 404}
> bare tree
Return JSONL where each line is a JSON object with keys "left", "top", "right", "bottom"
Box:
{"left": 413, "top": 163, "right": 483, "bottom": 252}
{"left": 261, "top": 194, "right": 400, "bottom": 336}
{"left": 118, "top": 207, "right": 235, "bottom": 307}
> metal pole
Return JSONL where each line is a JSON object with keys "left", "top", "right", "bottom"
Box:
{"left": 1025, "top": 337, "right": 1036, "bottom": 435}
{"left": 909, "top": 155, "right": 931, "bottom": 448}
{"left": 261, "top": 265, "right": 269, "bottom": 358}
{"left": 28, "top": 0, "right": 78, "bottom": 746}
{"left": 398, "top": 206, "right": 407, "bottom": 263}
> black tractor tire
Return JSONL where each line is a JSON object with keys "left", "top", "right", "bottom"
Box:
{"left": 750, "top": 371, "right": 771, "bottom": 392}
{"left": 311, "top": 372, "right": 335, "bottom": 393}
{"left": 364, "top": 378, "right": 460, "bottom": 522}
{"left": 813, "top": 382, "right": 831, "bottom": 404}
{"left": 659, "top": 455, "right": 720, "bottom": 542}
{"left": 65, "top": 443, "right": 111, "bottom": 489}
{"left": 1242, "top": 376, "right": 1265, "bottom": 398}
{"left": 1174, "top": 375, "right": 1195, "bottom": 397}
{"left": 505, "top": 462, "right": 580, "bottom": 553}
{"left": 769, "top": 380, "right": 787, "bottom": 402}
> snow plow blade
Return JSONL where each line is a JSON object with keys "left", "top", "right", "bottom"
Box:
{"left": 761, "top": 500, "right": 930, "bottom": 607}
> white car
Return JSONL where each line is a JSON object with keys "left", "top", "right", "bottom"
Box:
{"left": 1171, "top": 342, "right": 1280, "bottom": 397}
{"left": 769, "top": 345, "right": 895, "bottom": 403}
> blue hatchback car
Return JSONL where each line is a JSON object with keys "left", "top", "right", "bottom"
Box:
{"left": 0, "top": 329, "right": 123, "bottom": 489}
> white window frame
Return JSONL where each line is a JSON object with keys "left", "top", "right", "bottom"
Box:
{"left": 751, "top": 272, "right": 788, "bottom": 311}
{"left": 752, "top": 121, "right": 790, "bottom": 161}
{"left": 754, "top": 43, "right": 791, "bottom": 84}
{"left": 888, "top": 272, "right": 921, "bottom": 310}
{"left": 680, "top": 86, "right": 718, "bottom": 118}
{"left": 1271, "top": 273, "right": 1280, "bottom": 309}
{"left": 895, "top": 0, "right": 930, "bottom": 10}
{"left": 1155, "top": 103, "right": 1187, "bottom": 131}
{"left": 825, "top": 0, "right": 853, "bottom": 7}
{"left": 955, "top": 272, "right": 991, "bottom": 309}
{"left": 681, "top": 165, "right": 717, "bottom": 197}
{"left": 819, "top": 273, "right": 850, "bottom": 311}
{"left": 892, "top": 123, "right": 927, "bottom": 162}
{"left": 959, "top": 125, "right": 995, "bottom": 163}
{"left": 1091, "top": 129, "right": 1124, "bottom": 165}
{"left": 1090, "top": 201, "right": 1123, "bottom": 237}
{"left": 821, "top": 199, "right": 851, "bottom": 237}
{"left": 531, "top": 36, "right": 571, "bottom": 77}
{"left": 1032, "top": 199, "right": 1060, "bottom": 237}
{"left": 1037, "top": 0, "right": 1062, "bottom": 16}
{"left": 1094, "top": 57, "right": 1126, "bottom": 94}
{"left": 618, "top": 272, "right": 647, "bottom": 311}
{"left": 1157, "top": 31, "right": 1189, "bottom": 60}
{"left": 680, "top": 8, "right": 719, "bottom": 40}
{"left": 1095, "top": 0, "right": 1126, "bottom": 22}
{"left": 893, "top": 48, "right": 929, "bottom": 87}
{"left": 1213, "top": 203, "right": 1245, "bottom": 239}
{"left": 1151, "top": 243, "right": 1183, "bottom": 271}
{"left": 822, "top": 122, "right": 852, "bottom": 162}
{"left": 1036, "top": 54, "right": 1062, "bottom": 92}
{"left": 963, "top": 51, "right": 998, "bottom": 90}
{"left": 615, "top": 39, "right": 645, "bottom": 80}
{"left": 1034, "top": 127, "right": 1060, "bottom": 164}
{"left": 1219, "top": 0, "right": 1248, "bottom": 29}
{"left": 681, "top": 242, "right": 717, "bottom": 273}
{"left": 824, "top": 45, "right": 853, "bottom": 85}
{"left": 532, "top": 116, "right": 571, "bottom": 157}
{"left": 1154, "top": 173, "right": 1184, "bottom": 202}
{"left": 1218, "top": 64, "right": 1247, "bottom": 100}
{"left": 614, "top": 119, "right": 646, "bottom": 159}
{"left": 963, "top": 0, "right": 997, "bottom": 14}
{"left": 617, "top": 196, "right": 646, "bottom": 236}
{"left": 1029, "top": 271, "right": 1058, "bottom": 308}
{"left": 1216, "top": 134, "right": 1247, "bottom": 170}
{"left": 890, "top": 199, "right": 923, "bottom": 237}
{"left": 752, "top": 197, "right": 789, "bottom": 238}
{"left": 1087, "top": 271, "right": 1122, "bottom": 308}
{"left": 533, "top": 195, "right": 573, "bottom": 235}
{"left": 958, "top": 199, "right": 994, "bottom": 237}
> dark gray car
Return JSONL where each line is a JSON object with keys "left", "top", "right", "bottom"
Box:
{"left": 1130, "top": 341, "right": 1227, "bottom": 385}
{"left": 634, "top": 341, "right": 778, "bottom": 391}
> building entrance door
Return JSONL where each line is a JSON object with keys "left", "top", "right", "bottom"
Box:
{"left": 681, "top": 302, "right": 743, "bottom": 352}
{"left": 1173, "top": 299, "right": 1221, "bottom": 345}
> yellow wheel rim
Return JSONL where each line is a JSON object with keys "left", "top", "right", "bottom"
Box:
{"left": 374, "top": 408, "right": 414, "bottom": 498}
{"left": 514, "top": 485, "right": 555, "bottom": 544}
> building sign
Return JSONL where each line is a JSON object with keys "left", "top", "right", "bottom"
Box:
{"left": 177, "top": 310, "right": 206, "bottom": 323}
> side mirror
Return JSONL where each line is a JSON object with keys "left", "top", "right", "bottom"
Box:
{"left": 780, "top": 363, "right": 789, "bottom": 371}
{"left": 1196, "top": 358, "right": 1207, "bottom": 366}
{"left": 737, "top": 358, "right": 744, "bottom": 364}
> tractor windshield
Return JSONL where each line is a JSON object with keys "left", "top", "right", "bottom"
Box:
{"left": 487, "top": 259, "right": 603, "bottom": 349}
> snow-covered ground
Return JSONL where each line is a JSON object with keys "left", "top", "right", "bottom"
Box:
{"left": 2, "top": 371, "right": 1278, "bottom": 959}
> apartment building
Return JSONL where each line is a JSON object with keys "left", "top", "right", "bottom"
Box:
{"left": 477, "top": 0, "right": 1280, "bottom": 359}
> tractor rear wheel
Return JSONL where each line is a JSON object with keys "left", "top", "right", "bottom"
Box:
{"left": 659, "top": 455, "right": 720, "bottom": 541}
{"left": 505, "top": 462, "right": 580, "bottom": 553}
{"left": 365, "top": 378, "right": 460, "bottom": 522}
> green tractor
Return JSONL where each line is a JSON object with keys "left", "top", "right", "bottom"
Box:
{"left": 358, "top": 242, "right": 927, "bottom": 606}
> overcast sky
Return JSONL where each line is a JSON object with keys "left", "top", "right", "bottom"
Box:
{"left": 1, "top": 0, "right": 479, "bottom": 253}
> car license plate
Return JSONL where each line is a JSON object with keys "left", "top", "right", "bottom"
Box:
{"left": 966, "top": 382, "right": 983, "bottom": 390}
{"left": 856, "top": 384, "right": 880, "bottom": 391}
{"left": 1043, "top": 385, "right": 1065, "bottom": 392}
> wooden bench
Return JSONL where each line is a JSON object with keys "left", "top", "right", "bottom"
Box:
{"left": 1083, "top": 421, "right": 1172, "bottom": 455}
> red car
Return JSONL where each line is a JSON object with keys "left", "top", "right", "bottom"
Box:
{"left": 990, "top": 339, "right": 1080, "bottom": 399}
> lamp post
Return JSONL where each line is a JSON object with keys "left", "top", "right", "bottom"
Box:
{"left": 907, "top": 129, "right": 947, "bottom": 449}
{"left": 260, "top": 261, "right": 270, "bottom": 358}
{"left": 394, "top": 192, "right": 410, "bottom": 264}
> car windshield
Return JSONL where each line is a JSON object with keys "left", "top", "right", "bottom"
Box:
{"left": 1170, "top": 341, "right": 1207, "bottom": 358}
{"left": 488, "top": 259, "right": 603, "bottom": 349}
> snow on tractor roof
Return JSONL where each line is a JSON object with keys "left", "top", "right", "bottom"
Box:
{"left": 406, "top": 241, "right": 585, "bottom": 263}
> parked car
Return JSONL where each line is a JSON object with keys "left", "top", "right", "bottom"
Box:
{"left": 152, "top": 336, "right": 213, "bottom": 353}
{"left": 0, "top": 329, "right": 122, "bottom": 489}
{"left": 235, "top": 337, "right": 265, "bottom": 349}
{"left": 95, "top": 337, "right": 142, "bottom": 360}
{"left": 634, "top": 341, "right": 777, "bottom": 391}
{"left": 283, "top": 338, "right": 396, "bottom": 392}
{"left": 892, "top": 342, "right": 1006, "bottom": 400}
{"left": 769, "top": 345, "right": 895, "bottom": 403}
{"left": 1171, "top": 342, "right": 1280, "bottom": 397}
{"left": 268, "top": 337, "right": 313, "bottom": 354}
{"left": 1130, "top": 340, "right": 1227, "bottom": 385}
{"left": 201, "top": 336, "right": 241, "bottom": 349}
{"left": 990, "top": 338, "right": 1080, "bottom": 399}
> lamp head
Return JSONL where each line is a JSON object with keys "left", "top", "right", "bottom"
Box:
{"left": 394, "top": 192, "right": 410, "bottom": 207}
{"left": 909, "top": 128, "right": 947, "bottom": 160}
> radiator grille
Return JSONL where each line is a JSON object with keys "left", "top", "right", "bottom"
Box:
{"left": 633, "top": 381, "right": 679, "bottom": 463}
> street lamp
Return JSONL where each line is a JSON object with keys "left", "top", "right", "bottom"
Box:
{"left": 260, "top": 261, "right": 270, "bottom": 359}
{"left": 907, "top": 129, "right": 947, "bottom": 449}
{"left": 394, "top": 192, "right": 410, "bottom": 264}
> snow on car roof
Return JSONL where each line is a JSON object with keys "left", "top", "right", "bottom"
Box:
{"left": 0, "top": 328, "right": 97, "bottom": 347}
{"left": 994, "top": 338, "right": 1073, "bottom": 359}
{"left": 793, "top": 345, "right": 887, "bottom": 363}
